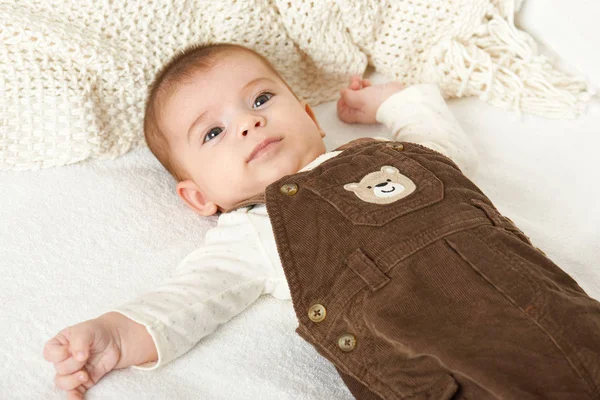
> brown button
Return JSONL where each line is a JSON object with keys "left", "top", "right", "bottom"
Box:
{"left": 280, "top": 183, "right": 298, "bottom": 196}
{"left": 308, "top": 304, "right": 326, "bottom": 322}
{"left": 387, "top": 143, "right": 404, "bottom": 151}
{"left": 337, "top": 333, "right": 357, "bottom": 352}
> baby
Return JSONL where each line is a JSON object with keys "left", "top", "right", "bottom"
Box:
{"left": 43, "top": 43, "right": 600, "bottom": 400}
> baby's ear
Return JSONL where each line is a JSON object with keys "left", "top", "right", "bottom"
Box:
{"left": 302, "top": 101, "right": 324, "bottom": 134}
{"left": 176, "top": 180, "right": 218, "bottom": 216}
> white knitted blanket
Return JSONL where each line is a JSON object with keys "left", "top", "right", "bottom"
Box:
{"left": 0, "top": 0, "right": 593, "bottom": 171}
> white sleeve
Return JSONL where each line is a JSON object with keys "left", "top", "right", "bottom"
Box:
{"left": 110, "top": 212, "right": 270, "bottom": 370}
{"left": 375, "top": 84, "right": 479, "bottom": 178}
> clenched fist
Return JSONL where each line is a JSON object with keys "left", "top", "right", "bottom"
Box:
{"left": 43, "top": 314, "right": 123, "bottom": 399}
{"left": 337, "top": 74, "right": 405, "bottom": 124}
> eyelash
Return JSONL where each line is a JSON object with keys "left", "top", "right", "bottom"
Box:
{"left": 202, "top": 91, "right": 274, "bottom": 144}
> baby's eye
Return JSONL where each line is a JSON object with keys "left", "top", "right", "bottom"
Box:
{"left": 253, "top": 92, "right": 273, "bottom": 108}
{"left": 203, "top": 127, "right": 223, "bottom": 143}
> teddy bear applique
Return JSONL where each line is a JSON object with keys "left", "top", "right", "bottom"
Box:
{"left": 343, "top": 166, "right": 416, "bottom": 205}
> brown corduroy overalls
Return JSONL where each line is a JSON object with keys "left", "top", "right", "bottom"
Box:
{"left": 224, "top": 138, "right": 600, "bottom": 399}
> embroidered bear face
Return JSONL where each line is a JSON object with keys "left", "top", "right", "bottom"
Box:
{"left": 343, "top": 166, "right": 416, "bottom": 204}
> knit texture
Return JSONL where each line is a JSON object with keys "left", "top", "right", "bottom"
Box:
{"left": 0, "top": 0, "right": 593, "bottom": 171}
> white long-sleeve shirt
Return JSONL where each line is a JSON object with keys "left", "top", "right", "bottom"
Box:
{"left": 112, "top": 84, "right": 478, "bottom": 370}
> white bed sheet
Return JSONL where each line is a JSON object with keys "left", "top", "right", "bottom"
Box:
{"left": 516, "top": 0, "right": 600, "bottom": 88}
{"left": 1, "top": 67, "right": 599, "bottom": 399}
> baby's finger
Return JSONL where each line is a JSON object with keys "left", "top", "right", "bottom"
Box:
{"left": 54, "top": 370, "right": 88, "bottom": 391}
{"left": 340, "top": 87, "right": 365, "bottom": 109}
{"left": 363, "top": 79, "right": 372, "bottom": 87}
{"left": 43, "top": 338, "right": 70, "bottom": 363}
{"left": 68, "top": 328, "right": 94, "bottom": 363}
{"left": 54, "top": 355, "right": 87, "bottom": 375}
{"left": 67, "top": 385, "right": 87, "bottom": 400}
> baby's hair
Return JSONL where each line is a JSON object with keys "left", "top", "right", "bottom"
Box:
{"left": 143, "top": 42, "right": 298, "bottom": 182}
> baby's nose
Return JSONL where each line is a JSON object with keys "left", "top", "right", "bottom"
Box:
{"left": 241, "top": 120, "right": 263, "bottom": 136}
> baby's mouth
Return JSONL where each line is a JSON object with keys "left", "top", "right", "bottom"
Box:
{"left": 247, "top": 138, "right": 282, "bottom": 163}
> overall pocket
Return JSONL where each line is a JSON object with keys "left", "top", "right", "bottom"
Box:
{"left": 303, "top": 146, "right": 444, "bottom": 226}
{"left": 444, "top": 226, "right": 544, "bottom": 317}
{"left": 338, "top": 248, "right": 460, "bottom": 400}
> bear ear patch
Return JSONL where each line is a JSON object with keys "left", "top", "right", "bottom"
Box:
{"left": 344, "top": 182, "right": 359, "bottom": 191}
{"left": 381, "top": 166, "right": 399, "bottom": 174}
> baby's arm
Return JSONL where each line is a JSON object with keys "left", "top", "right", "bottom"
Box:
{"left": 44, "top": 213, "right": 271, "bottom": 398}
{"left": 338, "top": 77, "right": 478, "bottom": 178}
{"left": 110, "top": 213, "right": 271, "bottom": 370}
{"left": 375, "top": 84, "right": 479, "bottom": 178}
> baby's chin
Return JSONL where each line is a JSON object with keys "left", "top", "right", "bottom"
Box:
{"left": 264, "top": 164, "right": 299, "bottom": 186}
{"left": 243, "top": 161, "right": 300, "bottom": 196}
{"left": 264, "top": 153, "right": 305, "bottom": 177}
{"left": 243, "top": 145, "right": 323, "bottom": 196}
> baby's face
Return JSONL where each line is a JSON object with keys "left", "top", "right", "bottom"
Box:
{"left": 162, "top": 51, "right": 326, "bottom": 216}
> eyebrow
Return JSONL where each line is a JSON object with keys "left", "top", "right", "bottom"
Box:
{"left": 186, "top": 77, "right": 277, "bottom": 144}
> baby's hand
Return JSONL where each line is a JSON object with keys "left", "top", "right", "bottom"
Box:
{"left": 43, "top": 315, "right": 122, "bottom": 399}
{"left": 337, "top": 75, "right": 405, "bottom": 124}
